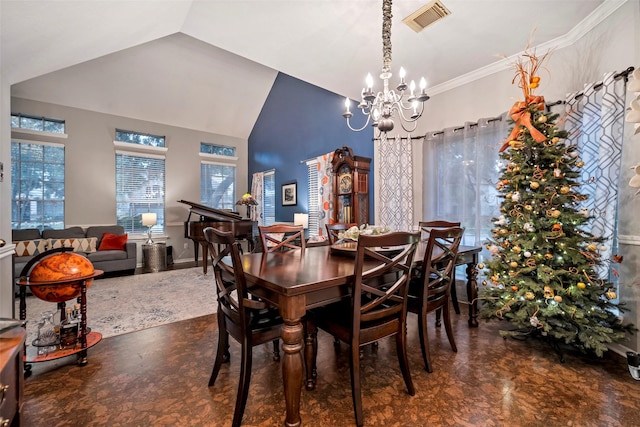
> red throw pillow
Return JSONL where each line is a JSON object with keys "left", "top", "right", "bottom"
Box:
{"left": 98, "top": 233, "right": 128, "bottom": 251}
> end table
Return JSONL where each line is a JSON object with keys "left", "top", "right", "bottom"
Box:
{"left": 142, "top": 242, "right": 167, "bottom": 273}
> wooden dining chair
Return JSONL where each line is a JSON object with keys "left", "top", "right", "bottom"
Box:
{"left": 306, "top": 231, "right": 420, "bottom": 427}
{"left": 418, "top": 220, "right": 462, "bottom": 316}
{"left": 203, "top": 227, "right": 282, "bottom": 427}
{"left": 407, "top": 226, "right": 464, "bottom": 372}
{"left": 325, "top": 222, "right": 358, "bottom": 244}
{"left": 258, "top": 224, "right": 306, "bottom": 253}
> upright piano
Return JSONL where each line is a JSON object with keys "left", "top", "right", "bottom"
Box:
{"left": 178, "top": 199, "right": 255, "bottom": 274}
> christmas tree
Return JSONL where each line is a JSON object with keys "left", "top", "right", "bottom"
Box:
{"left": 478, "top": 49, "right": 634, "bottom": 357}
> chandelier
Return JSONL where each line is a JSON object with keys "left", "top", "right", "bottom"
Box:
{"left": 343, "top": 0, "right": 429, "bottom": 134}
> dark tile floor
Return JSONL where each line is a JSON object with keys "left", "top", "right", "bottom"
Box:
{"left": 23, "top": 306, "right": 640, "bottom": 427}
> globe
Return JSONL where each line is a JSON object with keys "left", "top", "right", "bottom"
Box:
{"left": 29, "top": 252, "right": 96, "bottom": 302}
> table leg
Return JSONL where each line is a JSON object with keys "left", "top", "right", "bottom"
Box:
{"left": 466, "top": 257, "right": 479, "bottom": 327}
{"left": 77, "top": 281, "right": 89, "bottom": 366}
{"left": 279, "top": 295, "right": 306, "bottom": 427}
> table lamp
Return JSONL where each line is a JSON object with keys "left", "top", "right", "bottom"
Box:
{"left": 294, "top": 213, "right": 309, "bottom": 229}
{"left": 141, "top": 212, "right": 157, "bottom": 244}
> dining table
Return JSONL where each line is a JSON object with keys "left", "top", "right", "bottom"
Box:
{"left": 234, "top": 242, "right": 482, "bottom": 427}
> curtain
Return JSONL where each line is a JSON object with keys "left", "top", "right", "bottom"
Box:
{"left": 250, "top": 172, "right": 264, "bottom": 225}
{"left": 562, "top": 71, "right": 627, "bottom": 279}
{"left": 378, "top": 135, "right": 414, "bottom": 231}
{"left": 316, "top": 151, "right": 334, "bottom": 238}
{"left": 423, "top": 115, "right": 508, "bottom": 248}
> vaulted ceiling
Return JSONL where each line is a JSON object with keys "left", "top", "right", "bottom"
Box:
{"left": 2, "top": 0, "right": 615, "bottom": 139}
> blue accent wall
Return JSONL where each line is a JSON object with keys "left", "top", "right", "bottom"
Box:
{"left": 248, "top": 73, "right": 373, "bottom": 222}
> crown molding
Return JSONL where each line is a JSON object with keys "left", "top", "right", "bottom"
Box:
{"left": 428, "top": 0, "right": 629, "bottom": 96}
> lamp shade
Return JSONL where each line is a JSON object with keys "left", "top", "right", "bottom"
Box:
{"left": 141, "top": 212, "right": 157, "bottom": 227}
{"left": 294, "top": 213, "right": 309, "bottom": 229}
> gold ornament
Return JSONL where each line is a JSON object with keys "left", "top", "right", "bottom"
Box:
{"left": 545, "top": 253, "right": 553, "bottom": 259}
{"left": 525, "top": 291, "right": 535, "bottom": 300}
{"left": 537, "top": 115, "right": 547, "bottom": 123}
{"left": 577, "top": 282, "right": 586, "bottom": 289}
{"left": 513, "top": 246, "right": 522, "bottom": 253}
{"left": 553, "top": 295, "right": 563, "bottom": 303}
{"left": 525, "top": 205, "right": 533, "bottom": 211}
{"left": 477, "top": 263, "right": 485, "bottom": 269}
{"left": 552, "top": 224, "right": 563, "bottom": 232}
{"left": 530, "top": 181, "right": 540, "bottom": 189}
{"left": 509, "top": 140, "right": 524, "bottom": 150}
{"left": 576, "top": 161, "right": 585, "bottom": 168}
{"left": 550, "top": 209, "right": 561, "bottom": 218}
{"left": 560, "top": 186, "right": 570, "bottom": 194}
{"left": 543, "top": 286, "right": 554, "bottom": 298}
{"left": 551, "top": 137, "right": 559, "bottom": 143}
{"left": 606, "top": 290, "right": 617, "bottom": 300}
{"left": 587, "top": 244, "right": 597, "bottom": 252}
{"left": 509, "top": 261, "right": 518, "bottom": 268}
{"left": 506, "top": 193, "right": 512, "bottom": 199}
{"left": 511, "top": 285, "right": 519, "bottom": 292}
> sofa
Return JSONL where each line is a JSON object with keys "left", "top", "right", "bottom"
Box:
{"left": 12, "top": 225, "right": 137, "bottom": 279}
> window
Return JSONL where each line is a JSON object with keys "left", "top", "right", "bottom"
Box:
{"left": 262, "top": 171, "right": 275, "bottom": 225}
{"left": 115, "top": 131, "right": 166, "bottom": 234}
{"left": 115, "top": 129, "right": 165, "bottom": 147}
{"left": 201, "top": 162, "right": 236, "bottom": 210}
{"left": 200, "top": 142, "right": 236, "bottom": 157}
{"left": 306, "top": 160, "right": 319, "bottom": 237}
{"left": 11, "top": 141, "right": 65, "bottom": 230}
{"left": 11, "top": 113, "right": 65, "bottom": 134}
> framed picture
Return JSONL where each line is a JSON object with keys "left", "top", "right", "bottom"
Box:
{"left": 282, "top": 182, "right": 297, "bottom": 206}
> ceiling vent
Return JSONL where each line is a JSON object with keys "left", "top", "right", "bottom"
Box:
{"left": 403, "top": 0, "right": 451, "bottom": 33}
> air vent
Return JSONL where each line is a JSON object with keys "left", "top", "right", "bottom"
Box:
{"left": 403, "top": 0, "right": 451, "bottom": 33}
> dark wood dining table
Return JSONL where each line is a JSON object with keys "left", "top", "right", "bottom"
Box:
{"left": 235, "top": 242, "right": 481, "bottom": 427}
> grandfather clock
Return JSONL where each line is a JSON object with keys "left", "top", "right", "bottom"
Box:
{"left": 331, "top": 146, "right": 371, "bottom": 225}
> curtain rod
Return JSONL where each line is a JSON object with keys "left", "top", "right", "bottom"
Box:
{"left": 372, "top": 135, "right": 425, "bottom": 142}
{"left": 426, "top": 66, "right": 635, "bottom": 138}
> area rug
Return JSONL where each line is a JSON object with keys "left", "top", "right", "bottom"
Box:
{"left": 15, "top": 267, "right": 217, "bottom": 344}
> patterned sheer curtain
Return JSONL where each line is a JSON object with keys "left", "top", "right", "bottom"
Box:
{"left": 250, "top": 172, "right": 264, "bottom": 225}
{"left": 562, "top": 71, "right": 627, "bottom": 279}
{"left": 423, "top": 115, "right": 508, "bottom": 249}
{"left": 378, "top": 135, "right": 414, "bottom": 231}
{"left": 316, "top": 151, "right": 334, "bottom": 238}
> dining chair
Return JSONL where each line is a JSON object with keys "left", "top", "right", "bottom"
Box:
{"left": 418, "top": 220, "right": 462, "bottom": 316}
{"left": 306, "top": 231, "right": 420, "bottom": 427}
{"left": 203, "top": 227, "right": 282, "bottom": 427}
{"left": 325, "top": 222, "right": 358, "bottom": 244}
{"left": 258, "top": 224, "right": 306, "bottom": 252}
{"left": 407, "top": 226, "right": 464, "bottom": 372}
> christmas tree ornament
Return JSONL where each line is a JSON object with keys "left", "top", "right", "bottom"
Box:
{"left": 577, "top": 282, "right": 587, "bottom": 289}
{"left": 554, "top": 295, "right": 563, "bottom": 303}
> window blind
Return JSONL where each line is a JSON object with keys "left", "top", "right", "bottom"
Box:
{"left": 201, "top": 161, "right": 236, "bottom": 210}
{"left": 307, "top": 160, "right": 319, "bottom": 237}
{"left": 263, "top": 170, "right": 275, "bottom": 225}
{"left": 115, "top": 151, "right": 165, "bottom": 234}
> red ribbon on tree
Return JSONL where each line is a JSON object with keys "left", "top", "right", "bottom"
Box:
{"left": 499, "top": 95, "right": 547, "bottom": 152}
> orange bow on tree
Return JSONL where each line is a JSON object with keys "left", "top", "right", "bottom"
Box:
{"left": 499, "top": 95, "right": 547, "bottom": 152}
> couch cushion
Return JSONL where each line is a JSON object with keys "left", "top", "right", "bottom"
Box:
{"left": 49, "top": 237, "right": 98, "bottom": 253}
{"left": 13, "top": 239, "right": 48, "bottom": 257}
{"left": 42, "top": 226, "right": 85, "bottom": 239}
{"left": 87, "top": 250, "right": 128, "bottom": 262}
{"left": 86, "top": 226, "right": 126, "bottom": 246}
{"left": 12, "top": 228, "right": 41, "bottom": 241}
{"left": 98, "top": 233, "right": 128, "bottom": 251}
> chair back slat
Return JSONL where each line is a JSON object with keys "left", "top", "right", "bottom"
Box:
{"left": 419, "top": 227, "right": 464, "bottom": 307}
{"left": 352, "top": 231, "right": 420, "bottom": 338}
{"left": 258, "top": 224, "right": 306, "bottom": 252}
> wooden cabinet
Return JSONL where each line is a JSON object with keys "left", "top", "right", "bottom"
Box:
{"left": 0, "top": 326, "right": 25, "bottom": 427}
{"left": 331, "top": 146, "right": 371, "bottom": 225}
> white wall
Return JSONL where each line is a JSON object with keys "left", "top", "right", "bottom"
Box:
{"left": 9, "top": 97, "right": 249, "bottom": 267}
{"left": 406, "top": 0, "right": 640, "bottom": 352}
